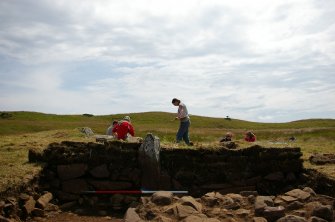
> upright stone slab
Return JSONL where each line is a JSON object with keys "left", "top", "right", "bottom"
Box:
{"left": 139, "top": 133, "right": 161, "bottom": 190}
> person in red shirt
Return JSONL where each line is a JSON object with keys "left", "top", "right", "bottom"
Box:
{"left": 112, "top": 116, "right": 135, "bottom": 140}
{"left": 245, "top": 131, "right": 256, "bottom": 142}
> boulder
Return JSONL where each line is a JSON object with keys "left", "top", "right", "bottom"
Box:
{"left": 255, "top": 196, "right": 274, "bottom": 215}
{"left": 151, "top": 191, "right": 173, "bottom": 206}
{"left": 263, "top": 206, "right": 285, "bottom": 221}
{"left": 287, "top": 201, "right": 304, "bottom": 210}
{"left": 311, "top": 205, "right": 333, "bottom": 222}
{"left": 124, "top": 208, "right": 142, "bottom": 222}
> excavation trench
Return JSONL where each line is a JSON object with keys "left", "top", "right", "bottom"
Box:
{"left": 1, "top": 134, "right": 335, "bottom": 221}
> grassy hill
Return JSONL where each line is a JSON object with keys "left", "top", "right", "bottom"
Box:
{"left": 0, "top": 111, "right": 334, "bottom": 193}
{"left": 1, "top": 111, "right": 335, "bottom": 139}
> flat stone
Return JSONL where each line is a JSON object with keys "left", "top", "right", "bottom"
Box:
{"left": 277, "top": 215, "right": 307, "bottom": 222}
{"left": 36, "top": 192, "right": 53, "bottom": 209}
{"left": 280, "top": 195, "right": 298, "bottom": 203}
{"left": 181, "top": 196, "right": 203, "bottom": 212}
{"left": 152, "top": 191, "right": 173, "bottom": 206}
{"left": 285, "top": 189, "right": 311, "bottom": 201}
{"left": 23, "top": 196, "right": 36, "bottom": 215}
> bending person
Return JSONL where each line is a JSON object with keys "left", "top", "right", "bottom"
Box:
{"left": 172, "top": 98, "right": 193, "bottom": 146}
{"left": 113, "top": 116, "right": 135, "bottom": 140}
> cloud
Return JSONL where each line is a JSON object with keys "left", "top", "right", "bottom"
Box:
{"left": 0, "top": 0, "right": 334, "bottom": 122}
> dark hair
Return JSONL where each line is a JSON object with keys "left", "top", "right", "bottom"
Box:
{"left": 112, "top": 120, "right": 118, "bottom": 125}
{"left": 172, "top": 98, "right": 180, "bottom": 104}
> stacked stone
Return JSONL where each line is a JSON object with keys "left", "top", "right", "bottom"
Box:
{"left": 129, "top": 188, "right": 335, "bottom": 222}
{"left": 34, "top": 141, "right": 142, "bottom": 212}
{"left": 160, "top": 145, "right": 304, "bottom": 196}
{"left": 0, "top": 192, "right": 57, "bottom": 221}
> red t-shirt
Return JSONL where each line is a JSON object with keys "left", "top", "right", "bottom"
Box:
{"left": 112, "top": 121, "right": 135, "bottom": 140}
{"left": 245, "top": 135, "right": 256, "bottom": 142}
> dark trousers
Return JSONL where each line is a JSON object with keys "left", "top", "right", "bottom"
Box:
{"left": 176, "top": 120, "right": 190, "bottom": 145}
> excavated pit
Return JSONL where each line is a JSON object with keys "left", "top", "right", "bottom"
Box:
{"left": 1, "top": 135, "right": 335, "bottom": 221}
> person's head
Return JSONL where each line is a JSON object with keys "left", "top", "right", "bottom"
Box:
{"left": 172, "top": 98, "right": 181, "bottom": 106}
{"left": 246, "top": 131, "right": 254, "bottom": 137}
{"left": 112, "top": 120, "right": 118, "bottom": 126}
{"left": 226, "top": 132, "right": 233, "bottom": 138}
{"left": 123, "top": 116, "right": 131, "bottom": 122}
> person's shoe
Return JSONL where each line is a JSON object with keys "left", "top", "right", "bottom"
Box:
{"left": 188, "top": 141, "right": 194, "bottom": 146}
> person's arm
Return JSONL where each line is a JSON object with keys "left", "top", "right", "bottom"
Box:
{"left": 128, "top": 124, "right": 135, "bottom": 136}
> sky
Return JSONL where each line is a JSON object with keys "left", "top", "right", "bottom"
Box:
{"left": 0, "top": 0, "right": 334, "bottom": 123}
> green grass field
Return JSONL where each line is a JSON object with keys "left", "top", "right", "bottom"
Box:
{"left": 1, "top": 111, "right": 335, "bottom": 193}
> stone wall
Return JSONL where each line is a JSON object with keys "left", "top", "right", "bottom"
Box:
{"left": 29, "top": 136, "right": 307, "bottom": 209}
{"left": 160, "top": 146, "right": 304, "bottom": 196}
{"left": 36, "top": 141, "right": 142, "bottom": 209}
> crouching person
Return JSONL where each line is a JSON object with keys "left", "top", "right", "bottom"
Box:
{"left": 244, "top": 131, "right": 256, "bottom": 142}
{"left": 112, "top": 116, "right": 135, "bottom": 140}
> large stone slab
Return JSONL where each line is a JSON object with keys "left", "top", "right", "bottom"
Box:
{"left": 151, "top": 191, "right": 173, "bottom": 206}
{"left": 285, "top": 189, "right": 311, "bottom": 201}
{"left": 57, "top": 164, "right": 87, "bottom": 180}
{"left": 139, "top": 133, "right": 161, "bottom": 190}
